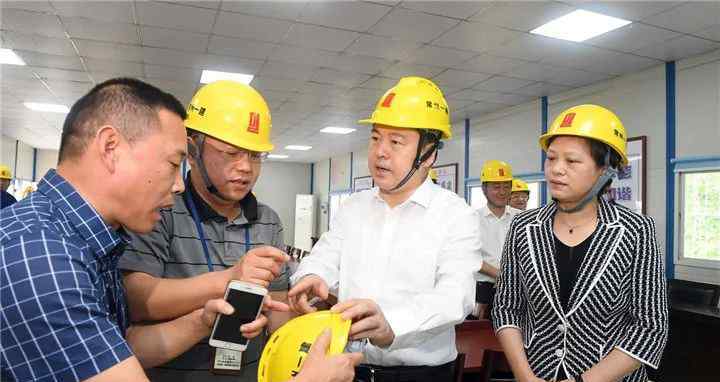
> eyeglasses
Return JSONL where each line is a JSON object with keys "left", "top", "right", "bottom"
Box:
{"left": 510, "top": 193, "right": 529, "bottom": 201}
{"left": 205, "top": 141, "right": 268, "bottom": 163}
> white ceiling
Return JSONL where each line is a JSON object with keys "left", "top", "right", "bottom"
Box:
{"left": 1, "top": 1, "right": 718, "bottom": 162}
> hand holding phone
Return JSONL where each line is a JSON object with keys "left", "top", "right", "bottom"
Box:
{"left": 209, "top": 280, "right": 267, "bottom": 351}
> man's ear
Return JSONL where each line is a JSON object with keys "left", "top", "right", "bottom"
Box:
{"left": 95, "top": 125, "right": 122, "bottom": 173}
{"left": 419, "top": 147, "right": 438, "bottom": 170}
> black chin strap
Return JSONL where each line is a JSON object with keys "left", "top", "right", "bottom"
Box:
{"left": 188, "top": 134, "right": 233, "bottom": 202}
{"left": 388, "top": 131, "right": 442, "bottom": 192}
{"left": 555, "top": 151, "right": 617, "bottom": 213}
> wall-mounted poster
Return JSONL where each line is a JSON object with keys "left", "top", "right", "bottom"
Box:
{"left": 353, "top": 176, "right": 374, "bottom": 192}
{"left": 605, "top": 136, "right": 647, "bottom": 215}
{"left": 433, "top": 163, "right": 458, "bottom": 194}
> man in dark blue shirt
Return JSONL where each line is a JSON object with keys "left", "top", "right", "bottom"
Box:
{"left": 0, "top": 164, "right": 17, "bottom": 209}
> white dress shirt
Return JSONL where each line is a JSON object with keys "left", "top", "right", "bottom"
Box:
{"left": 475, "top": 205, "right": 521, "bottom": 283}
{"left": 291, "top": 179, "right": 482, "bottom": 366}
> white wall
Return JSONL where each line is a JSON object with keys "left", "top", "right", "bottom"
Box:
{"left": 313, "top": 159, "right": 330, "bottom": 235}
{"left": 253, "top": 161, "right": 311, "bottom": 246}
{"left": 676, "top": 50, "right": 720, "bottom": 158}
{"left": 36, "top": 149, "right": 59, "bottom": 178}
{"left": 1, "top": 135, "right": 17, "bottom": 173}
{"left": 14, "top": 141, "right": 34, "bottom": 180}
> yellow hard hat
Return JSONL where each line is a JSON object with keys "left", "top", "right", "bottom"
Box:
{"left": 481, "top": 160, "right": 513, "bottom": 182}
{"left": 0, "top": 164, "right": 12, "bottom": 180}
{"left": 429, "top": 168, "right": 438, "bottom": 181}
{"left": 359, "top": 76, "right": 452, "bottom": 139}
{"left": 185, "top": 80, "right": 274, "bottom": 152}
{"left": 512, "top": 179, "right": 529, "bottom": 193}
{"left": 539, "top": 104, "right": 628, "bottom": 165}
{"left": 258, "top": 311, "right": 351, "bottom": 382}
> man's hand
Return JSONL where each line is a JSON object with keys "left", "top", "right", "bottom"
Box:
{"left": 293, "top": 329, "right": 364, "bottom": 382}
{"left": 199, "top": 294, "right": 289, "bottom": 339}
{"left": 287, "top": 275, "right": 329, "bottom": 314}
{"left": 223, "top": 246, "right": 289, "bottom": 288}
{"left": 331, "top": 299, "right": 394, "bottom": 348}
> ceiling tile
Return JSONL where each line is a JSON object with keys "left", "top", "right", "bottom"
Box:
{"left": 452, "top": 53, "right": 529, "bottom": 75}
{"left": 32, "top": 67, "right": 92, "bottom": 82}
{"left": 1, "top": 1, "right": 54, "bottom": 13}
{"left": 220, "top": 1, "right": 307, "bottom": 21}
{"left": 359, "top": 76, "right": 400, "bottom": 90}
{"left": 142, "top": 26, "right": 209, "bottom": 52}
{"left": 479, "top": 92, "right": 534, "bottom": 105}
{"left": 371, "top": 7, "right": 459, "bottom": 43}
{"left": 694, "top": 24, "right": 720, "bottom": 42}
{"left": 642, "top": 2, "right": 720, "bottom": 34}
{"left": 63, "top": 17, "right": 139, "bottom": 44}
{"left": 268, "top": 45, "right": 338, "bottom": 67}
{"left": 586, "top": 23, "right": 681, "bottom": 52}
{"left": 470, "top": 1, "right": 575, "bottom": 32}
{"left": 1, "top": 9, "right": 65, "bottom": 38}
{"left": 407, "top": 45, "right": 477, "bottom": 67}
{"left": 144, "top": 64, "right": 200, "bottom": 82}
{"left": 251, "top": 76, "right": 305, "bottom": 92}
{"left": 52, "top": 1, "right": 134, "bottom": 23}
{"left": 283, "top": 24, "right": 359, "bottom": 52}
{"left": 258, "top": 61, "right": 317, "bottom": 81}
{"left": 207, "top": 36, "right": 277, "bottom": 60}
{"left": 431, "top": 21, "right": 523, "bottom": 53}
{"left": 44, "top": 79, "right": 93, "bottom": 95}
{"left": 345, "top": 35, "right": 421, "bottom": 60}
{"left": 324, "top": 54, "right": 393, "bottom": 75}
{"left": 542, "top": 67, "right": 612, "bottom": 87}
{"left": 568, "top": 1, "right": 683, "bottom": 21}
{"left": 463, "top": 101, "right": 507, "bottom": 115}
{"left": 473, "top": 75, "right": 535, "bottom": 92}
{"left": 633, "top": 35, "right": 720, "bottom": 61}
{"left": 310, "top": 68, "right": 372, "bottom": 87}
{"left": 74, "top": 40, "right": 144, "bottom": 61}
{"left": 503, "top": 62, "right": 569, "bottom": 82}
{"left": 381, "top": 62, "right": 445, "bottom": 79}
{"left": 17, "top": 51, "right": 84, "bottom": 71}
{"left": 297, "top": 82, "right": 348, "bottom": 97}
{"left": 580, "top": 51, "right": 661, "bottom": 76}
{"left": 85, "top": 58, "right": 145, "bottom": 77}
{"left": 0, "top": 65, "right": 37, "bottom": 80}
{"left": 488, "top": 34, "right": 581, "bottom": 62}
{"left": 166, "top": 1, "right": 221, "bottom": 10}
{"left": 298, "top": 1, "right": 391, "bottom": 32}
{"left": 142, "top": 47, "right": 204, "bottom": 67}
{"left": 540, "top": 44, "right": 622, "bottom": 72}
{"left": 202, "top": 54, "right": 265, "bottom": 74}
{"left": 400, "top": 1, "right": 492, "bottom": 20}
{"left": 431, "top": 69, "right": 492, "bottom": 88}
{"left": 136, "top": 1, "right": 217, "bottom": 34}
{"left": 1, "top": 31, "right": 77, "bottom": 57}
{"left": 214, "top": 11, "right": 294, "bottom": 43}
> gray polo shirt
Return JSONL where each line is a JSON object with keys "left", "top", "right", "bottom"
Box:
{"left": 119, "top": 178, "right": 288, "bottom": 381}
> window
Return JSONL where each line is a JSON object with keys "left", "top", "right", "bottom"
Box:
{"left": 328, "top": 190, "right": 352, "bottom": 229}
{"left": 9, "top": 179, "right": 37, "bottom": 201}
{"left": 679, "top": 170, "right": 720, "bottom": 265}
{"left": 469, "top": 181, "right": 543, "bottom": 210}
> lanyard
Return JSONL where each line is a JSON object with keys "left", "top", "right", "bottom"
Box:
{"left": 183, "top": 177, "right": 251, "bottom": 273}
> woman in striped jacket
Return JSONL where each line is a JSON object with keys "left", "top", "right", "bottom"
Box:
{"left": 492, "top": 104, "right": 668, "bottom": 382}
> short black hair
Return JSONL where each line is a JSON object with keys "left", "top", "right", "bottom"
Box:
{"left": 547, "top": 135, "right": 623, "bottom": 194}
{"left": 59, "top": 77, "right": 186, "bottom": 162}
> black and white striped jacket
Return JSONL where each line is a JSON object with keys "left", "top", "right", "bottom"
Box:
{"left": 492, "top": 198, "right": 669, "bottom": 381}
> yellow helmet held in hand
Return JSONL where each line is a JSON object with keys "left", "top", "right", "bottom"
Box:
{"left": 359, "top": 76, "right": 452, "bottom": 139}
{"left": 0, "top": 164, "right": 12, "bottom": 180}
{"left": 185, "top": 80, "right": 274, "bottom": 152}
{"left": 257, "top": 311, "right": 351, "bottom": 382}
{"left": 539, "top": 104, "right": 628, "bottom": 165}
{"left": 481, "top": 160, "right": 513, "bottom": 183}
{"left": 512, "top": 179, "right": 529, "bottom": 193}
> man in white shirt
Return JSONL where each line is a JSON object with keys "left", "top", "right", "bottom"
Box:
{"left": 475, "top": 160, "right": 521, "bottom": 319}
{"left": 288, "top": 77, "right": 482, "bottom": 382}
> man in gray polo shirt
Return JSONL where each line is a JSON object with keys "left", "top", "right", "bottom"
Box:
{"left": 119, "top": 81, "right": 297, "bottom": 381}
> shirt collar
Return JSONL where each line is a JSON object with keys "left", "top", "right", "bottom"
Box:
{"left": 38, "top": 169, "right": 127, "bottom": 258}
{"left": 185, "top": 172, "right": 258, "bottom": 223}
{"left": 480, "top": 205, "right": 513, "bottom": 219}
{"left": 372, "top": 177, "right": 434, "bottom": 209}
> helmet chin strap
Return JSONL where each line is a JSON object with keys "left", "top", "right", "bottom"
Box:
{"left": 556, "top": 151, "right": 618, "bottom": 214}
{"left": 188, "top": 134, "right": 234, "bottom": 202}
{"left": 388, "top": 132, "right": 441, "bottom": 192}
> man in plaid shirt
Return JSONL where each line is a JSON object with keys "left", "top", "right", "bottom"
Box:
{"left": 0, "top": 78, "right": 292, "bottom": 382}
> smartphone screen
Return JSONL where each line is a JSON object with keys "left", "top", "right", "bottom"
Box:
{"left": 212, "top": 289, "right": 264, "bottom": 346}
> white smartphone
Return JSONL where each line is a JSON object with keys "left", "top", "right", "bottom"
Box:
{"left": 208, "top": 280, "right": 267, "bottom": 351}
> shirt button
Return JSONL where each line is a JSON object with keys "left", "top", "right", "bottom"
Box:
{"left": 555, "top": 349, "right": 564, "bottom": 358}
{"left": 557, "top": 324, "right": 565, "bottom": 333}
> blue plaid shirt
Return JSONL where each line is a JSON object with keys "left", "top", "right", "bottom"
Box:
{"left": 1, "top": 170, "right": 133, "bottom": 381}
